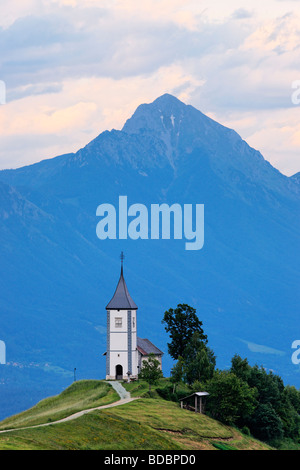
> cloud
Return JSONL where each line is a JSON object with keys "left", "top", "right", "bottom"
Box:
{"left": 240, "top": 339, "right": 286, "bottom": 356}
{"left": 2, "top": 4, "right": 298, "bottom": 110}
{"left": 0, "top": 7, "right": 250, "bottom": 103}
{"left": 244, "top": 12, "right": 300, "bottom": 52}
{"left": 0, "top": 66, "right": 203, "bottom": 169}
{"left": 8, "top": 83, "right": 63, "bottom": 102}
{"left": 232, "top": 8, "right": 254, "bottom": 20}
{"left": 0, "top": 1, "right": 299, "bottom": 175}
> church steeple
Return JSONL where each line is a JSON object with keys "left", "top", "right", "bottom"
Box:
{"left": 106, "top": 252, "right": 138, "bottom": 310}
{"left": 105, "top": 252, "right": 138, "bottom": 380}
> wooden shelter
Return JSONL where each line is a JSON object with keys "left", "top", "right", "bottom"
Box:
{"left": 179, "top": 392, "right": 209, "bottom": 414}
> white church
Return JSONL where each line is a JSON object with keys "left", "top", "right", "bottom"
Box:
{"left": 105, "top": 254, "right": 163, "bottom": 381}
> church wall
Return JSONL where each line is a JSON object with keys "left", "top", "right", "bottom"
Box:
{"left": 109, "top": 351, "right": 128, "bottom": 378}
{"left": 138, "top": 353, "right": 163, "bottom": 370}
{"left": 106, "top": 308, "right": 138, "bottom": 379}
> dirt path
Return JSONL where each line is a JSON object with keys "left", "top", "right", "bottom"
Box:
{"left": 0, "top": 381, "right": 138, "bottom": 435}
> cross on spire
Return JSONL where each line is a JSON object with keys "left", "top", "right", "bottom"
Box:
{"left": 120, "top": 251, "right": 125, "bottom": 273}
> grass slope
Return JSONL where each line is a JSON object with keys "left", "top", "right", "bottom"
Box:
{"left": 0, "top": 411, "right": 180, "bottom": 450}
{"left": 0, "top": 380, "right": 272, "bottom": 450}
{"left": 0, "top": 380, "right": 119, "bottom": 430}
{"left": 103, "top": 398, "right": 270, "bottom": 450}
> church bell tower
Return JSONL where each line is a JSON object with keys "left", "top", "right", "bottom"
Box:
{"left": 105, "top": 253, "right": 138, "bottom": 380}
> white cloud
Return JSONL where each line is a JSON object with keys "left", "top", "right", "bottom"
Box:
{"left": 0, "top": 0, "right": 299, "bottom": 175}
{"left": 0, "top": 66, "right": 204, "bottom": 169}
{"left": 240, "top": 339, "right": 286, "bottom": 356}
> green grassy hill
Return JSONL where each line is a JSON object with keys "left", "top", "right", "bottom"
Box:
{"left": 0, "top": 380, "right": 272, "bottom": 450}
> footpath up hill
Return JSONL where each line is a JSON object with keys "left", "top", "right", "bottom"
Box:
{"left": 0, "top": 379, "right": 272, "bottom": 450}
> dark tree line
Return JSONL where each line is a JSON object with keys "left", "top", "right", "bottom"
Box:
{"left": 162, "top": 304, "right": 300, "bottom": 448}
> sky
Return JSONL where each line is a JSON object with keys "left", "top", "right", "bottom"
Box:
{"left": 0, "top": 0, "right": 299, "bottom": 175}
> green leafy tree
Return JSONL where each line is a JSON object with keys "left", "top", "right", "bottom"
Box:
{"left": 139, "top": 353, "right": 163, "bottom": 393}
{"left": 230, "top": 355, "right": 300, "bottom": 444}
{"left": 247, "top": 365, "right": 283, "bottom": 413}
{"left": 249, "top": 403, "right": 284, "bottom": 443}
{"left": 276, "top": 397, "right": 300, "bottom": 440}
{"left": 204, "top": 370, "right": 257, "bottom": 426}
{"left": 170, "top": 356, "right": 185, "bottom": 393}
{"left": 230, "top": 354, "right": 251, "bottom": 382}
{"left": 162, "top": 304, "right": 207, "bottom": 360}
{"left": 283, "top": 385, "right": 300, "bottom": 414}
{"left": 182, "top": 331, "right": 216, "bottom": 385}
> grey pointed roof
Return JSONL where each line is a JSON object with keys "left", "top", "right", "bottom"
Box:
{"left": 106, "top": 266, "right": 138, "bottom": 310}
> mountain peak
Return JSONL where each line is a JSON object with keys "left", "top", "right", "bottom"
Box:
{"left": 121, "top": 93, "right": 230, "bottom": 140}
{"left": 121, "top": 93, "right": 241, "bottom": 169}
{"left": 119, "top": 94, "right": 296, "bottom": 195}
{"left": 152, "top": 92, "right": 186, "bottom": 107}
{"left": 122, "top": 93, "right": 191, "bottom": 136}
{"left": 153, "top": 92, "right": 179, "bottom": 101}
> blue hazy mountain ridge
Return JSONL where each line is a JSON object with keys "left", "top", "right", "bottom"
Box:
{"left": 291, "top": 172, "right": 300, "bottom": 184}
{"left": 0, "top": 94, "right": 299, "bottom": 420}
